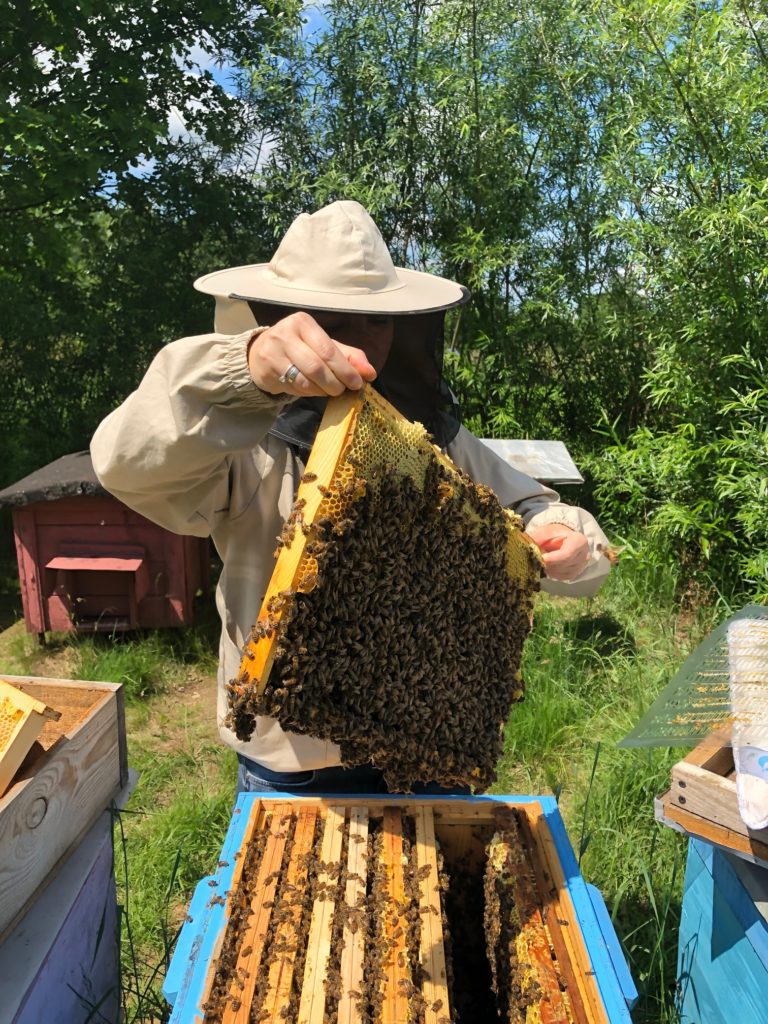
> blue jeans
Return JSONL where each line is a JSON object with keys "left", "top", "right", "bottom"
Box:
{"left": 236, "top": 755, "right": 470, "bottom": 796}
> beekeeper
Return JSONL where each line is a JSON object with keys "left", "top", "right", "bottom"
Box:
{"left": 91, "top": 200, "right": 612, "bottom": 794}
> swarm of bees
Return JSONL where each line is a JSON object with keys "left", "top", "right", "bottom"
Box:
{"left": 201, "top": 804, "right": 577, "bottom": 1024}
{"left": 227, "top": 388, "right": 543, "bottom": 793}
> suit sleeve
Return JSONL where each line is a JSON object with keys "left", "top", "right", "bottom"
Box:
{"left": 90, "top": 329, "right": 291, "bottom": 537}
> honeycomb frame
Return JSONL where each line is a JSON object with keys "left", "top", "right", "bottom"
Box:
{"left": 234, "top": 386, "right": 541, "bottom": 699}
{"left": 229, "top": 386, "right": 543, "bottom": 790}
{"left": 0, "top": 678, "right": 51, "bottom": 797}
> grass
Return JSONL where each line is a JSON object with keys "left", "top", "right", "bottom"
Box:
{"left": 0, "top": 554, "right": 724, "bottom": 1023}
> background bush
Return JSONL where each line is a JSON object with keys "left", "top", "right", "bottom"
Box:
{"left": 1, "top": 0, "right": 766, "bottom": 600}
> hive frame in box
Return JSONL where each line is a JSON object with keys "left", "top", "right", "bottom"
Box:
{"left": 655, "top": 730, "right": 768, "bottom": 868}
{"left": 164, "top": 794, "right": 635, "bottom": 1024}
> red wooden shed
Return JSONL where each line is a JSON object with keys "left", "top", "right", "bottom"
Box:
{"left": 0, "top": 452, "right": 210, "bottom": 638}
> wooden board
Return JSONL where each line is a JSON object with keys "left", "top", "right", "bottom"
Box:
{"left": 381, "top": 807, "right": 409, "bottom": 1024}
{"left": 0, "top": 675, "right": 126, "bottom": 942}
{"left": 240, "top": 391, "right": 360, "bottom": 694}
{"left": 0, "top": 809, "right": 120, "bottom": 1024}
{"left": 223, "top": 803, "right": 293, "bottom": 1023}
{"left": 299, "top": 804, "right": 346, "bottom": 1024}
{"left": 521, "top": 803, "right": 610, "bottom": 1024}
{"left": 262, "top": 805, "right": 319, "bottom": 1023}
{"left": 338, "top": 806, "right": 368, "bottom": 1024}
{"left": 678, "top": 838, "right": 768, "bottom": 1024}
{"left": 414, "top": 805, "right": 449, "bottom": 1024}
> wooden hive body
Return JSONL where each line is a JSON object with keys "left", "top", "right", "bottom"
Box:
{"left": 165, "top": 796, "right": 634, "bottom": 1024}
{"left": 677, "top": 837, "right": 768, "bottom": 1024}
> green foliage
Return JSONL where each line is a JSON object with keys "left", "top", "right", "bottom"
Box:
{"left": 73, "top": 625, "right": 218, "bottom": 703}
{"left": 591, "top": 352, "right": 768, "bottom": 598}
{"left": 0, "top": 0, "right": 302, "bottom": 486}
{"left": 240, "top": 0, "right": 768, "bottom": 599}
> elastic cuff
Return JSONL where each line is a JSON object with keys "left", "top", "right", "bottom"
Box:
{"left": 221, "top": 328, "right": 293, "bottom": 410}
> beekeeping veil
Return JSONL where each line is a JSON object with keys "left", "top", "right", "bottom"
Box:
{"left": 194, "top": 200, "right": 470, "bottom": 455}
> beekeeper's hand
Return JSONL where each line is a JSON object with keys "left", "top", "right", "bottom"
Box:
{"left": 526, "top": 524, "right": 590, "bottom": 581}
{"left": 248, "top": 311, "right": 385, "bottom": 397}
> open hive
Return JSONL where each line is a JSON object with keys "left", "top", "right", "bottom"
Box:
{"left": 227, "top": 387, "right": 543, "bottom": 792}
{"left": 188, "top": 797, "right": 618, "bottom": 1024}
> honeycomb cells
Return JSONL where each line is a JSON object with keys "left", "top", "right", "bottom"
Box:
{"left": 228, "top": 388, "right": 544, "bottom": 792}
{"left": 293, "top": 397, "right": 430, "bottom": 595}
{"left": 0, "top": 696, "right": 23, "bottom": 754}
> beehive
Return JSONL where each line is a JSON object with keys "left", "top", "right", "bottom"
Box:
{"left": 165, "top": 796, "right": 633, "bottom": 1024}
{"left": 0, "top": 678, "right": 56, "bottom": 798}
{"left": 227, "top": 387, "right": 543, "bottom": 792}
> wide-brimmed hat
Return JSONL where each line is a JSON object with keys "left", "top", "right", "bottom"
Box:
{"left": 194, "top": 201, "right": 469, "bottom": 324}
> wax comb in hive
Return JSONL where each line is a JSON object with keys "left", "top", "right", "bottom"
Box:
{"left": 0, "top": 678, "right": 58, "bottom": 797}
{"left": 227, "top": 386, "right": 543, "bottom": 792}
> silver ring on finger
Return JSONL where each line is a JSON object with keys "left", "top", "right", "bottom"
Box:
{"left": 278, "top": 363, "right": 301, "bottom": 386}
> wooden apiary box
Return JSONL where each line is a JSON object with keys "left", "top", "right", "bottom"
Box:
{"left": 164, "top": 794, "right": 636, "bottom": 1024}
{"left": 677, "top": 837, "right": 768, "bottom": 1024}
{"left": 0, "top": 451, "right": 210, "bottom": 636}
{"left": 0, "top": 674, "right": 127, "bottom": 941}
{"left": 0, "top": 807, "right": 121, "bottom": 1024}
{"left": 655, "top": 735, "right": 768, "bottom": 867}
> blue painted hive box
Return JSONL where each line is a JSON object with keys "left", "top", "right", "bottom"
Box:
{"left": 678, "top": 837, "right": 768, "bottom": 1024}
{"left": 164, "top": 793, "right": 635, "bottom": 1024}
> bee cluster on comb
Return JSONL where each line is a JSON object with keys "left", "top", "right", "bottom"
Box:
{"left": 227, "top": 388, "right": 543, "bottom": 793}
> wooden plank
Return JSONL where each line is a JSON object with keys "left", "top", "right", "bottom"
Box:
{"left": 338, "top": 806, "right": 369, "bottom": 1024}
{"left": 0, "top": 813, "right": 119, "bottom": 1024}
{"left": 521, "top": 803, "right": 607, "bottom": 1024}
{"left": 672, "top": 760, "right": 748, "bottom": 831}
{"left": 0, "top": 681, "right": 123, "bottom": 942}
{"left": 382, "top": 806, "right": 409, "bottom": 1024}
{"left": 414, "top": 805, "right": 450, "bottom": 1024}
{"left": 659, "top": 797, "right": 768, "bottom": 864}
{"left": 516, "top": 809, "right": 589, "bottom": 1024}
{"left": 222, "top": 802, "right": 293, "bottom": 1024}
{"left": 488, "top": 817, "right": 570, "bottom": 1024}
{"left": 237, "top": 391, "right": 361, "bottom": 696}
{"left": 299, "top": 804, "right": 346, "bottom": 1024}
{"left": 681, "top": 730, "right": 734, "bottom": 774}
{"left": 200, "top": 799, "right": 267, "bottom": 1017}
{"left": 261, "top": 805, "right": 319, "bottom": 1023}
{"left": 13, "top": 507, "right": 45, "bottom": 634}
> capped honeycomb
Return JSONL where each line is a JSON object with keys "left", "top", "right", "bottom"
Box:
{"left": 227, "top": 386, "right": 543, "bottom": 792}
